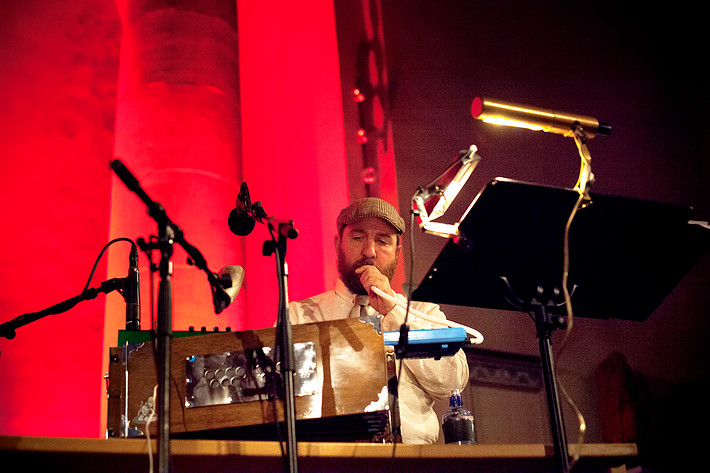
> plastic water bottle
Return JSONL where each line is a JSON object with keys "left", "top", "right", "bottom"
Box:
{"left": 442, "top": 389, "right": 476, "bottom": 444}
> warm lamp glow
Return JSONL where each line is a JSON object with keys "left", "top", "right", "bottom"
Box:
{"left": 481, "top": 116, "right": 544, "bottom": 132}
{"left": 472, "top": 96, "right": 611, "bottom": 138}
{"left": 472, "top": 96, "right": 611, "bottom": 198}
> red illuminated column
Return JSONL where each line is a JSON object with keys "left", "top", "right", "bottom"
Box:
{"left": 237, "top": 1, "right": 350, "bottom": 327}
{"left": 102, "top": 0, "right": 245, "bottom": 428}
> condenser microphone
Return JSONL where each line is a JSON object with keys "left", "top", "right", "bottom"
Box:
{"left": 228, "top": 182, "right": 258, "bottom": 236}
{"left": 124, "top": 243, "right": 141, "bottom": 331}
{"left": 228, "top": 205, "right": 256, "bottom": 236}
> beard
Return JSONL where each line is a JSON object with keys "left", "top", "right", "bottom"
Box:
{"left": 337, "top": 245, "right": 398, "bottom": 295}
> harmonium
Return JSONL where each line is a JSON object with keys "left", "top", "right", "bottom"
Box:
{"left": 106, "top": 318, "right": 467, "bottom": 443}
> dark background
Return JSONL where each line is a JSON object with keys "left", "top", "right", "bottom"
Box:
{"left": 362, "top": 0, "right": 708, "bottom": 468}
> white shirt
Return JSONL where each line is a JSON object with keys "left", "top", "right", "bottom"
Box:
{"left": 287, "top": 279, "right": 469, "bottom": 444}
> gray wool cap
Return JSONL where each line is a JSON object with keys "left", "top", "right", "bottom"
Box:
{"left": 337, "top": 197, "right": 405, "bottom": 234}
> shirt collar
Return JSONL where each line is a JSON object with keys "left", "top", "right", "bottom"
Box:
{"left": 335, "top": 278, "right": 359, "bottom": 304}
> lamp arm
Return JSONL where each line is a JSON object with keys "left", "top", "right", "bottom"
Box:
{"left": 572, "top": 123, "right": 594, "bottom": 203}
{"left": 412, "top": 145, "right": 481, "bottom": 239}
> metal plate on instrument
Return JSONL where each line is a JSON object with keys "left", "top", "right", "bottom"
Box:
{"left": 185, "top": 342, "right": 318, "bottom": 408}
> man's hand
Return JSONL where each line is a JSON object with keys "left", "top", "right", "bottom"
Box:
{"left": 355, "top": 265, "right": 396, "bottom": 316}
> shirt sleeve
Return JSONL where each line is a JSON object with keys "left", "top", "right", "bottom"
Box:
{"left": 287, "top": 297, "right": 321, "bottom": 324}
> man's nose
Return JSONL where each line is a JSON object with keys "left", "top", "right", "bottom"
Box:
{"left": 361, "top": 238, "right": 377, "bottom": 257}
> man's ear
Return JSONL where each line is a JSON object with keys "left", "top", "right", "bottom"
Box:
{"left": 334, "top": 233, "right": 340, "bottom": 251}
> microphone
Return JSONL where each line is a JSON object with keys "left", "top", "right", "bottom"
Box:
{"left": 124, "top": 243, "right": 141, "bottom": 331}
{"left": 228, "top": 205, "right": 256, "bottom": 236}
{"left": 471, "top": 97, "right": 612, "bottom": 138}
{"left": 227, "top": 182, "right": 293, "bottom": 242}
{"left": 228, "top": 182, "right": 262, "bottom": 236}
{"left": 215, "top": 265, "right": 245, "bottom": 312}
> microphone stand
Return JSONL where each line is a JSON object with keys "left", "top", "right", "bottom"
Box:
{"left": 153, "top": 211, "right": 174, "bottom": 473}
{"left": 111, "top": 160, "right": 174, "bottom": 473}
{"left": 0, "top": 278, "right": 124, "bottom": 340}
{"left": 260, "top": 211, "right": 299, "bottom": 473}
{"left": 110, "top": 159, "right": 231, "bottom": 473}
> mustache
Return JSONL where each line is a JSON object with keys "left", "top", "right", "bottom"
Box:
{"left": 353, "top": 258, "right": 376, "bottom": 269}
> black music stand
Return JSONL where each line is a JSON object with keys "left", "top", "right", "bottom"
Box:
{"left": 412, "top": 177, "right": 710, "bottom": 473}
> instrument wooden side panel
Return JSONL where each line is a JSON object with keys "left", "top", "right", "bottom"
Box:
{"left": 107, "top": 318, "right": 390, "bottom": 439}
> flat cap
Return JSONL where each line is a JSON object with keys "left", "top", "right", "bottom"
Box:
{"left": 337, "top": 197, "right": 405, "bottom": 234}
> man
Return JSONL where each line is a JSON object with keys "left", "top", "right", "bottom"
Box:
{"left": 288, "top": 197, "right": 469, "bottom": 444}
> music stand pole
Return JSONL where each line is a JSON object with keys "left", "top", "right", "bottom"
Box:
{"left": 531, "top": 300, "right": 570, "bottom": 473}
{"left": 502, "top": 279, "right": 570, "bottom": 473}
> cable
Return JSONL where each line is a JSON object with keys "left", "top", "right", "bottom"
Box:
{"left": 371, "top": 287, "right": 484, "bottom": 343}
{"left": 388, "top": 212, "right": 420, "bottom": 459}
{"left": 83, "top": 237, "right": 135, "bottom": 292}
{"left": 557, "top": 192, "right": 587, "bottom": 470}
{"left": 145, "top": 384, "right": 159, "bottom": 473}
{"left": 386, "top": 208, "right": 484, "bottom": 458}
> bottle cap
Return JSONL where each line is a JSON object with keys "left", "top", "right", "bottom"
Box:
{"left": 449, "top": 389, "right": 463, "bottom": 408}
